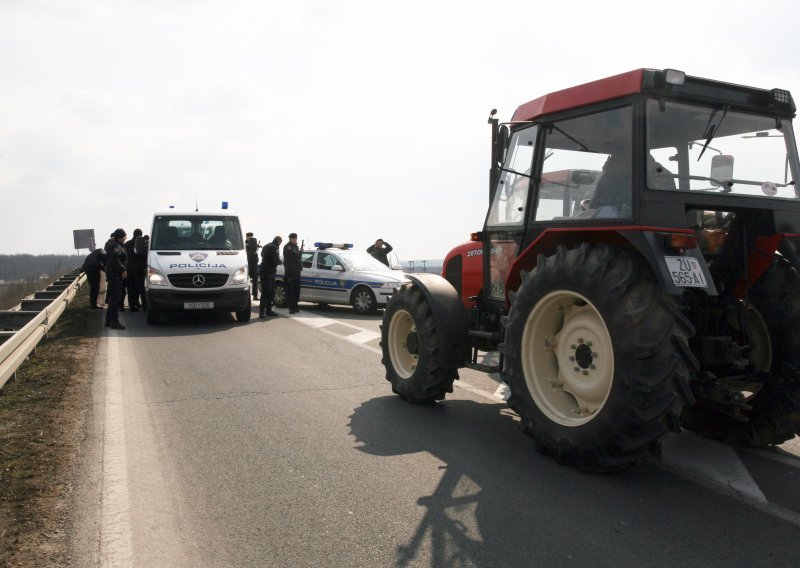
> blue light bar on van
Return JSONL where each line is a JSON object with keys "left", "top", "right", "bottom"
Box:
{"left": 221, "top": 201, "right": 228, "bottom": 209}
{"left": 314, "top": 242, "right": 353, "bottom": 250}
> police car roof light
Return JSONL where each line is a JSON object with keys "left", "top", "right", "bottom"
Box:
{"left": 221, "top": 201, "right": 228, "bottom": 209}
{"left": 314, "top": 242, "right": 353, "bottom": 250}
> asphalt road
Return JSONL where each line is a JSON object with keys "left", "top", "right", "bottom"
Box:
{"left": 73, "top": 301, "right": 800, "bottom": 567}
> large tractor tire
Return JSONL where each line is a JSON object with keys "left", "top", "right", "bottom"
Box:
{"left": 502, "top": 243, "right": 697, "bottom": 471}
{"left": 381, "top": 284, "right": 458, "bottom": 403}
{"left": 682, "top": 258, "right": 800, "bottom": 446}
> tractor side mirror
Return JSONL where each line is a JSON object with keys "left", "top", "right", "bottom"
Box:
{"left": 570, "top": 170, "right": 598, "bottom": 185}
{"left": 710, "top": 154, "right": 734, "bottom": 187}
{"left": 496, "top": 125, "right": 510, "bottom": 165}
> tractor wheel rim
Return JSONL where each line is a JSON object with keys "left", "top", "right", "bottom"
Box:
{"left": 521, "top": 290, "right": 614, "bottom": 427}
{"left": 388, "top": 308, "right": 418, "bottom": 379}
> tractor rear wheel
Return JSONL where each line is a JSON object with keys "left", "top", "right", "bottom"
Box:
{"left": 381, "top": 284, "right": 458, "bottom": 403}
{"left": 682, "top": 258, "right": 800, "bottom": 446}
{"left": 502, "top": 243, "right": 696, "bottom": 471}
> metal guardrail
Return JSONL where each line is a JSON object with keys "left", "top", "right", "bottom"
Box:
{"left": 0, "top": 269, "right": 86, "bottom": 390}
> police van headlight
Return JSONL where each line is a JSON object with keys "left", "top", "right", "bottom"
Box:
{"left": 231, "top": 266, "right": 248, "bottom": 284}
{"left": 147, "top": 268, "right": 168, "bottom": 286}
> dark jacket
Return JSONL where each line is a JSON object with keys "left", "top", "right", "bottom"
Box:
{"left": 105, "top": 239, "right": 127, "bottom": 279}
{"left": 124, "top": 239, "right": 147, "bottom": 272}
{"left": 283, "top": 242, "right": 303, "bottom": 277}
{"left": 366, "top": 242, "right": 393, "bottom": 267}
{"left": 81, "top": 249, "right": 107, "bottom": 273}
{"left": 260, "top": 241, "right": 282, "bottom": 275}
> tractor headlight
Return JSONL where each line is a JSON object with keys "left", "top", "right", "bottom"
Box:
{"left": 231, "top": 266, "right": 248, "bottom": 284}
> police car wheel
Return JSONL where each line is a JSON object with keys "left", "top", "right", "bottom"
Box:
{"left": 351, "top": 286, "right": 376, "bottom": 315}
{"left": 273, "top": 281, "right": 288, "bottom": 308}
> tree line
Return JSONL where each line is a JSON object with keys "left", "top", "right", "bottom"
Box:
{"left": 0, "top": 254, "right": 82, "bottom": 282}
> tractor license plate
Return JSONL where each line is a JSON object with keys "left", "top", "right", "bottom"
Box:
{"left": 184, "top": 301, "right": 214, "bottom": 309}
{"left": 664, "top": 256, "right": 708, "bottom": 288}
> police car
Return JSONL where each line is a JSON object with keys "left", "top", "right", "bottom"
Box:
{"left": 274, "top": 243, "right": 405, "bottom": 314}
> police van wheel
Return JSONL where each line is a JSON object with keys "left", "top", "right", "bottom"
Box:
{"left": 236, "top": 308, "right": 252, "bottom": 322}
{"left": 146, "top": 309, "right": 160, "bottom": 325}
{"left": 351, "top": 286, "right": 376, "bottom": 315}
{"left": 273, "top": 281, "right": 289, "bottom": 308}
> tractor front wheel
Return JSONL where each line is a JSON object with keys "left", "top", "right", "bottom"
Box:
{"left": 381, "top": 284, "right": 458, "bottom": 403}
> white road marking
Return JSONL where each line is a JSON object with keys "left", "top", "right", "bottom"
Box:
{"left": 101, "top": 334, "right": 134, "bottom": 567}
{"left": 659, "top": 433, "right": 767, "bottom": 504}
{"left": 346, "top": 329, "right": 381, "bottom": 344}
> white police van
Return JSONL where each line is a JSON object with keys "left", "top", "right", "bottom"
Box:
{"left": 144, "top": 207, "right": 251, "bottom": 323}
{"left": 274, "top": 242, "right": 405, "bottom": 314}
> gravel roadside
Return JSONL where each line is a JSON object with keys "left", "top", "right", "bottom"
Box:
{"left": 0, "top": 286, "right": 99, "bottom": 566}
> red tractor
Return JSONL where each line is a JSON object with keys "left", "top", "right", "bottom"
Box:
{"left": 381, "top": 69, "right": 800, "bottom": 471}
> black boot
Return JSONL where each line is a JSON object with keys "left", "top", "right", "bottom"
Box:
{"left": 259, "top": 308, "right": 266, "bottom": 319}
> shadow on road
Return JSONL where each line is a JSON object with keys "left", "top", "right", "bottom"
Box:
{"left": 348, "top": 395, "right": 800, "bottom": 568}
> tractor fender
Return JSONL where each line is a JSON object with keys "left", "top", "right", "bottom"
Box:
{"left": 505, "top": 228, "right": 718, "bottom": 301}
{"left": 405, "top": 273, "right": 470, "bottom": 368}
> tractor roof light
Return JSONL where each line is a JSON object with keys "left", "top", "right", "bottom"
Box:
{"left": 770, "top": 88, "right": 792, "bottom": 105}
{"left": 663, "top": 69, "right": 685, "bottom": 86}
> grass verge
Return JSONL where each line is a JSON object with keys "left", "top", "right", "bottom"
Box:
{"left": 0, "top": 286, "right": 99, "bottom": 566}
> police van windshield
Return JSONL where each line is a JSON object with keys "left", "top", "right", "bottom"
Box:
{"left": 150, "top": 216, "right": 244, "bottom": 251}
{"left": 340, "top": 251, "right": 393, "bottom": 272}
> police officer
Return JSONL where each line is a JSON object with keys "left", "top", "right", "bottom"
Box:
{"left": 367, "top": 238, "right": 393, "bottom": 267}
{"left": 104, "top": 228, "right": 128, "bottom": 330}
{"left": 245, "top": 232, "right": 261, "bottom": 300}
{"left": 124, "top": 228, "right": 144, "bottom": 312}
{"left": 80, "top": 248, "right": 107, "bottom": 309}
{"left": 259, "top": 236, "right": 282, "bottom": 318}
{"left": 283, "top": 233, "right": 303, "bottom": 314}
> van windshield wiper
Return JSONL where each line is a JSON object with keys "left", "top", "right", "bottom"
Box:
{"left": 697, "top": 106, "right": 729, "bottom": 161}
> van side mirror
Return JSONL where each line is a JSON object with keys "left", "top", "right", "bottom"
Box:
{"left": 710, "top": 154, "right": 734, "bottom": 187}
{"left": 134, "top": 236, "right": 146, "bottom": 254}
{"left": 332, "top": 265, "right": 344, "bottom": 272}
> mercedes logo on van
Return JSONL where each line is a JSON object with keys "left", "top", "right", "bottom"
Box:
{"left": 192, "top": 275, "right": 206, "bottom": 287}
{"left": 191, "top": 253, "right": 208, "bottom": 262}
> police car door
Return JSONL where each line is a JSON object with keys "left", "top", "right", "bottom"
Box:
{"left": 313, "top": 252, "right": 347, "bottom": 303}
{"left": 299, "top": 251, "right": 317, "bottom": 301}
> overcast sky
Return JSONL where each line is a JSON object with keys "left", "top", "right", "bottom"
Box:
{"left": 1, "top": 0, "right": 798, "bottom": 260}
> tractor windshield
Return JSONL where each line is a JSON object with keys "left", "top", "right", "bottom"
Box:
{"left": 646, "top": 99, "right": 800, "bottom": 199}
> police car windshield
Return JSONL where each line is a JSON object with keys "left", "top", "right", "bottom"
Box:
{"left": 339, "top": 251, "right": 393, "bottom": 272}
{"left": 150, "top": 216, "right": 244, "bottom": 251}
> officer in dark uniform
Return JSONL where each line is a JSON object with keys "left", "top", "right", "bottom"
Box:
{"left": 104, "top": 228, "right": 128, "bottom": 330}
{"left": 80, "top": 248, "right": 107, "bottom": 309}
{"left": 259, "top": 235, "right": 282, "bottom": 318}
{"left": 124, "top": 228, "right": 144, "bottom": 312}
{"left": 367, "top": 238, "right": 393, "bottom": 267}
{"left": 283, "top": 233, "right": 303, "bottom": 314}
{"left": 245, "top": 232, "right": 261, "bottom": 300}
